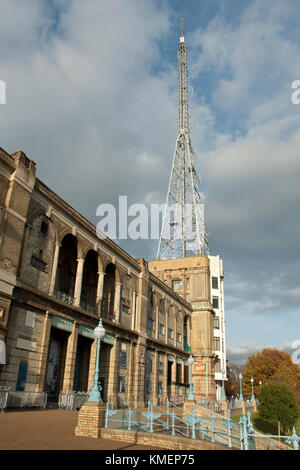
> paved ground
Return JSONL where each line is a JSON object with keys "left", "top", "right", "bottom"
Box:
{"left": 0, "top": 409, "right": 161, "bottom": 450}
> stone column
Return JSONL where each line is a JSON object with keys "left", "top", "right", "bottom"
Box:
{"left": 114, "top": 282, "right": 122, "bottom": 322}
{"left": 171, "top": 357, "right": 177, "bottom": 399}
{"left": 87, "top": 338, "right": 97, "bottom": 393}
{"left": 174, "top": 311, "right": 177, "bottom": 348}
{"left": 131, "top": 292, "right": 137, "bottom": 330}
{"left": 187, "top": 316, "right": 191, "bottom": 347}
{"left": 133, "top": 342, "right": 146, "bottom": 409}
{"left": 107, "top": 337, "right": 119, "bottom": 408}
{"left": 165, "top": 305, "right": 168, "bottom": 345}
{"left": 74, "top": 258, "right": 85, "bottom": 307}
{"left": 127, "top": 341, "right": 134, "bottom": 406}
{"left": 163, "top": 353, "right": 168, "bottom": 403}
{"left": 49, "top": 243, "right": 61, "bottom": 296}
{"left": 62, "top": 322, "right": 78, "bottom": 391}
{"left": 153, "top": 349, "right": 158, "bottom": 405}
{"left": 36, "top": 311, "right": 52, "bottom": 391}
{"left": 96, "top": 272, "right": 105, "bottom": 315}
{"left": 155, "top": 306, "right": 159, "bottom": 340}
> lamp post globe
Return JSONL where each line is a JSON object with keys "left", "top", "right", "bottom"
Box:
{"left": 239, "top": 372, "right": 243, "bottom": 400}
{"left": 221, "top": 369, "right": 226, "bottom": 401}
{"left": 250, "top": 377, "right": 255, "bottom": 400}
{"left": 94, "top": 320, "right": 106, "bottom": 339}
{"left": 187, "top": 354, "right": 195, "bottom": 401}
{"left": 88, "top": 318, "right": 106, "bottom": 402}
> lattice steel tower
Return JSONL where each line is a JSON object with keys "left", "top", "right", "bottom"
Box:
{"left": 157, "top": 20, "right": 208, "bottom": 259}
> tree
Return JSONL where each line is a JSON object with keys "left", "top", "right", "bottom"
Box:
{"left": 241, "top": 348, "right": 300, "bottom": 404}
{"left": 258, "top": 382, "right": 299, "bottom": 435}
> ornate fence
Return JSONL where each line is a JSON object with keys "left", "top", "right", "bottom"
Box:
{"left": 0, "top": 386, "right": 9, "bottom": 412}
{"left": 58, "top": 391, "right": 89, "bottom": 410}
{"left": 105, "top": 400, "right": 241, "bottom": 449}
{"left": 1, "top": 390, "right": 47, "bottom": 410}
{"left": 104, "top": 400, "right": 300, "bottom": 451}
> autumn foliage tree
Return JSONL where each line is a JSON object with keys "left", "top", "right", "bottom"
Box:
{"left": 241, "top": 348, "right": 300, "bottom": 406}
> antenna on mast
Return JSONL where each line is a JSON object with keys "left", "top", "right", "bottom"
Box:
{"left": 180, "top": 18, "right": 184, "bottom": 41}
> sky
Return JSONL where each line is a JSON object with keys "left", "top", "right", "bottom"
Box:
{"left": 1, "top": 0, "right": 300, "bottom": 364}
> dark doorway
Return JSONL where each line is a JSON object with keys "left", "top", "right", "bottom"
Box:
{"left": 73, "top": 335, "right": 92, "bottom": 392}
{"left": 45, "top": 327, "right": 68, "bottom": 401}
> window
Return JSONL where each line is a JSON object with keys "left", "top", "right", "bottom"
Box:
{"left": 121, "top": 304, "right": 129, "bottom": 314}
{"left": 172, "top": 279, "right": 182, "bottom": 290}
{"left": 177, "top": 333, "right": 182, "bottom": 343}
{"left": 186, "top": 278, "right": 190, "bottom": 289}
{"left": 146, "top": 358, "right": 153, "bottom": 373}
{"left": 147, "top": 318, "right": 154, "bottom": 331}
{"left": 118, "top": 376, "right": 126, "bottom": 393}
{"left": 212, "top": 276, "right": 219, "bottom": 290}
{"left": 186, "top": 293, "right": 190, "bottom": 303}
{"left": 40, "top": 220, "right": 49, "bottom": 236}
{"left": 214, "top": 317, "right": 220, "bottom": 329}
{"left": 146, "top": 380, "right": 152, "bottom": 394}
{"left": 212, "top": 296, "right": 219, "bottom": 309}
{"left": 158, "top": 381, "right": 163, "bottom": 395}
{"left": 158, "top": 361, "right": 164, "bottom": 374}
{"left": 119, "top": 351, "right": 127, "bottom": 368}
{"left": 159, "top": 324, "right": 164, "bottom": 335}
{"left": 214, "top": 336, "right": 220, "bottom": 351}
{"left": 31, "top": 255, "right": 47, "bottom": 272}
{"left": 215, "top": 358, "right": 221, "bottom": 372}
{"left": 168, "top": 329, "right": 173, "bottom": 340}
{"left": 121, "top": 275, "right": 131, "bottom": 305}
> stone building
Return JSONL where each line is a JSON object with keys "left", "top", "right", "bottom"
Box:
{"left": 0, "top": 147, "right": 194, "bottom": 408}
{"left": 148, "top": 256, "right": 218, "bottom": 400}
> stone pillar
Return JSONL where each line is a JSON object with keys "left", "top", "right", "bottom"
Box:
{"left": 171, "top": 358, "right": 177, "bottom": 400}
{"left": 133, "top": 342, "right": 146, "bottom": 409}
{"left": 75, "top": 401, "right": 106, "bottom": 439}
{"left": 36, "top": 311, "right": 52, "bottom": 391}
{"left": 96, "top": 272, "right": 105, "bottom": 315}
{"left": 165, "top": 305, "right": 168, "bottom": 345}
{"left": 114, "top": 282, "right": 122, "bottom": 322}
{"left": 49, "top": 243, "right": 61, "bottom": 296}
{"left": 187, "top": 316, "right": 191, "bottom": 347}
{"left": 153, "top": 349, "right": 158, "bottom": 405}
{"left": 74, "top": 258, "right": 85, "bottom": 307}
{"left": 62, "top": 322, "right": 78, "bottom": 390}
{"left": 87, "top": 338, "right": 97, "bottom": 393}
{"left": 155, "top": 306, "right": 159, "bottom": 340}
{"left": 127, "top": 341, "right": 134, "bottom": 406}
{"left": 107, "top": 337, "right": 119, "bottom": 408}
{"left": 163, "top": 353, "right": 168, "bottom": 403}
{"left": 131, "top": 292, "right": 137, "bottom": 330}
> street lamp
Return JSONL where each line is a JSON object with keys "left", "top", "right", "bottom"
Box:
{"left": 250, "top": 377, "right": 255, "bottom": 401}
{"left": 187, "top": 354, "right": 195, "bottom": 401}
{"left": 88, "top": 318, "right": 106, "bottom": 402}
{"left": 239, "top": 372, "right": 243, "bottom": 400}
{"left": 221, "top": 369, "right": 226, "bottom": 401}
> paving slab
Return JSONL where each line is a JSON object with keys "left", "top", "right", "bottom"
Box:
{"left": 0, "top": 409, "right": 161, "bottom": 450}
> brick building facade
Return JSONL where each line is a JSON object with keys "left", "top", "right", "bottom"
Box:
{"left": 0, "top": 147, "right": 196, "bottom": 408}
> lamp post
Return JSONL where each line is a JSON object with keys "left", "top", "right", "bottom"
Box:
{"left": 187, "top": 354, "right": 195, "bottom": 401}
{"left": 88, "top": 318, "right": 106, "bottom": 402}
{"left": 221, "top": 369, "right": 226, "bottom": 401}
{"left": 239, "top": 372, "right": 243, "bottom": 400}
{"left": 250, "top": 377, "right": 255, "bottom": 401}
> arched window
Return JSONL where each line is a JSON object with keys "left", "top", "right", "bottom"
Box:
{"left": 121, "top": 274, "right": 131, "bottom": 314}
